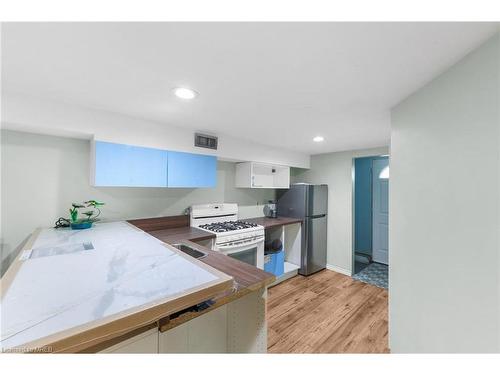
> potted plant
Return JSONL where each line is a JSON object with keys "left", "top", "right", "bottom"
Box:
{"left": 68, "top": 200, "right": 105, "bottom": 229}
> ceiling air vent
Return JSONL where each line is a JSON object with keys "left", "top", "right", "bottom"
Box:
{"left": 194, "top": 133, "right": 218, "bottom": 150}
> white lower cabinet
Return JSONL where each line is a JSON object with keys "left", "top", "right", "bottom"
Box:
{"left": 159, "top": 289, "right": 267, "bottom": 353}
{"left": 100, "top": 328, "right": 159, "bottom": 353}
{"left": 99, "top": 288, "right": 267, "bottom": 354}
{"left": 159, "top": 305, "right": 228, "bottom": 353}
{"left": 226, "top": 288, "right": 267, "bottom": 353}
{"left": 158, "top": 324, "right": 188, "bottom": 353}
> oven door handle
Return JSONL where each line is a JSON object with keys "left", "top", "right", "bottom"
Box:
{"left": 217, "top": 236, "right": 264, "bottom": 250}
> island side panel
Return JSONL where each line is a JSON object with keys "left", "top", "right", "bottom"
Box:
{"left": 158, "top": 305, "right": 228, "bottom": 353}
{"left": 99, "top": 327, "right": 159, "bottom": 353}
{"left": 154, "top": 288, "right": 268, "bottom": 354}
{"left": 227, "top": 287, "right": 267, "bottom": 353}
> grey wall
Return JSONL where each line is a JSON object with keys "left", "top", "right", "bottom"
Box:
{"left": 292, "top": 146, "right": 389, "bottom": 274}
{"left": 1, "top": 130, "right": 275, "bottom": 274}
{"left": 390, "top": 34, "right": 500, "bottom": 352}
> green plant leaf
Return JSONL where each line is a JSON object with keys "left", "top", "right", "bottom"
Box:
{"left": 85, "top": 200, "right": 105, "bottom": 207}
{"left": 69, "top": 207, "right": 78, "bottom": 222}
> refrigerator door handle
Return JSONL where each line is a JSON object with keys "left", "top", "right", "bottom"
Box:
{"left": 308, "top": 214, "right": 326, "bottom": 219}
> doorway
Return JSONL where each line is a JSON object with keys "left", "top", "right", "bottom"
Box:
{"left": 352, "top": 155, "right": 389, "bottom": 289}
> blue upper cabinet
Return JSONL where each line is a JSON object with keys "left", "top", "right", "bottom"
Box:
{"left": 94, "top": 141, "right": 168, "bottom": 187}
{"left": 167, "top": 151, "right": 217, "bottom": 188}
{"left": 92, "top": 141, "right": 217, "bottom": 188}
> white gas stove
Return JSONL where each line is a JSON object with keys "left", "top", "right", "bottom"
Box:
{"left": 190, "top": 203, "right": 265, "bottom": 269}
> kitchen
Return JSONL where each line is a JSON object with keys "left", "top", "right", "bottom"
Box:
{"left": 2, "top": 18, "right": 500, "bottom": 364}
{"left": 1, "top": 133, "right": 328, "bottom": 352}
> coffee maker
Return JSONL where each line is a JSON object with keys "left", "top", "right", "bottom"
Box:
{"left": 263, "top": 200, "right": 278, "bottom": 218}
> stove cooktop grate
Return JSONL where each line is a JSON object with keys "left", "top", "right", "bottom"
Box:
{"left": 199, "top": 220, "right": 259, "bottom": 233}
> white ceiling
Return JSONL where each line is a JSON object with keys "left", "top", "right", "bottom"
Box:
{"left": 2, "top": 22, "right": 498, "bottom": 155}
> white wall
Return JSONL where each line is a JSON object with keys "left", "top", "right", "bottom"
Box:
{"left": 390, "top": 34, "right": 500, "bottom": 352}
{"left": 292, "top": 146, "right": 389, "bottom": 275}
{"left": 1, "top": 91, "right": 310, "bottom": 168}
{"left": 498, "top": 32, "right": 500, "bottom": 350}
{"left": 0, "top": 130, "right": 275, "bottom": 275}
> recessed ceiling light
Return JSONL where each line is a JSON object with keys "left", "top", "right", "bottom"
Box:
{"left": 173, "top": 87, "right": 198, "bottom": 100}
{"left": 313, "top": 136, "right": 324, "bottom": 142}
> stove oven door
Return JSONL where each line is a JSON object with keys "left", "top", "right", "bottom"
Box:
{"left": 216, "top": 236, "right": 264, "bottom": 269}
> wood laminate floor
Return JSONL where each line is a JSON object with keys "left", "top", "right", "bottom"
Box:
{"left": 267, "top": 269, "right": 389, "bottom": 353}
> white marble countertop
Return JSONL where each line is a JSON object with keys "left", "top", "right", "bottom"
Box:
{"left": 0, "top": 221, "right": 230, "bottom": 350}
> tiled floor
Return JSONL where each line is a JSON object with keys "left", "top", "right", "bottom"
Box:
{"left": 354, "top": 260, "right": 370, "bottom": 274}
{"left": 353, "top": 262, "right": 388, "bottom": 289}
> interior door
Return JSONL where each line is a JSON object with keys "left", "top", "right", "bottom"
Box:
{"left": 372, "top": 158, "right": 389, "bottom": 264}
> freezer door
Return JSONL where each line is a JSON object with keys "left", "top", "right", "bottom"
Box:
{"left": 277, "top": 184, "right": 308, "bottom": 218}
{"left": 301, "top": 215, "right": 327, "bottom": 275}
{"left": 307, "top": 184, "right": 328, "bottom": 217}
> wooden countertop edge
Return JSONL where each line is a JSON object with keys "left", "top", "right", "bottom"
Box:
{"left": 157, "top": 238, "right": 275, "bottom": 333}
{"left": 26, "top": 267, "right": 233, "bottom": 354}
{"left": 148, "top": 229, "right": 216, "bottom": 243}
{"left": 126, "top": 219, "right": 216, "bottom": 243}
{"left": 8, "top": 272, "right": 233, "bottom": 354}
{"left": 82, "top": 280, "right": 272, "bottom": 352}
{"left": 158, "top": 286, "right": 257, "bottom": 333}
{"left": 1, "top": 229, "right": 41, "bottom": 297}
{"left": 82, "top": 276, "right": 273, "bottom": 353}
{"left": 152, "top": 239, "right": 275, "bottom": 333}
{"left": 3, "top": 221, "right": 275, "bottom": 353}
{"left": 76, "top": 232, "right": 275, "bottom": 352}
{"left": 77, "top": 323, "right": 158, "bottom": 353}
{"left": 90, "top": 238, "right": 276, "bottom": 347}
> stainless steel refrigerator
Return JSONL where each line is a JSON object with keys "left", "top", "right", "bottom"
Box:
{"left": 277, "top": 183, "right": 328, "bottom": 276}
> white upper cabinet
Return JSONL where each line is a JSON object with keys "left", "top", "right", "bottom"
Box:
{"left": 235, "top": 162, "right": 290, "bottom": 189}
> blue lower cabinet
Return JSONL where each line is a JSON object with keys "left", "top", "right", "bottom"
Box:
{"left": 264, "top": 249, "right": 285, "bottom": 277}
{"left": 94, "top": 141, "right": 168, "bottom": 187}
{"left": 167, "top": 151, "right": 217, "bottom": 188}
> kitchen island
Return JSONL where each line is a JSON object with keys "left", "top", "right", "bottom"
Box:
{"left": 0, "top": 221, "right": 274, "bottom": 353}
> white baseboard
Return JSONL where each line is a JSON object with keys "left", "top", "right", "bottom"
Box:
{"left": 326, "top": 264, "right": 351, "bottom": 276}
